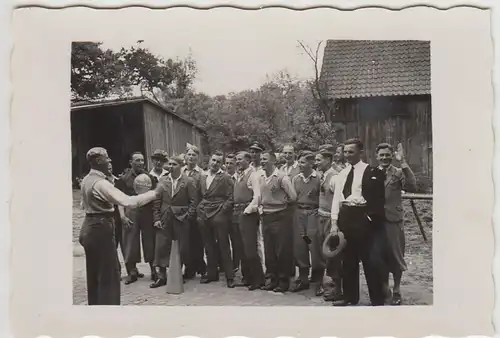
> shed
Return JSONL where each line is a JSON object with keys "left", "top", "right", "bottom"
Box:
{"left": 71, "top": 96, "right": 206, "bottom": 178}
{"left": 320, "top": 40, "right": 432, "bottom": 187}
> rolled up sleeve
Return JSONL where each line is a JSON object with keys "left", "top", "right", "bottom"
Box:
{"left": 94, "top": 180, "right": 157, "bottom": 208}
{"left": 330, "top": 175, "right": 342, "bottom": 221}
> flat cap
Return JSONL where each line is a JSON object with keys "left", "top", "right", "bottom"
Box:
{"left": 249, "top": 141, "right": 265, "bottom": 152}
{"left": 151, "top": 149, "right": 168, "bottom": 161}
{"left": 86, "top": 147, "right": 108, "bottom": 161}
{"left": 318, "top": 143, "right": 336, "bottom": 155}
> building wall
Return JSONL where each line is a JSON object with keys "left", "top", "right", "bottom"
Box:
{"left": 142, "top": 102, "right": 204, "bottom": 169}
{"left": 333, "top": 95, "right": 432, "bottom": 185}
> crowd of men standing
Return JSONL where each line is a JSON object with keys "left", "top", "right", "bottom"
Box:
{"left": 78, "top": 138, "right": 417, "bottom": 307}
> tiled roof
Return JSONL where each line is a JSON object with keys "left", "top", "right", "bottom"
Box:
{"left": 320, "top": 40, "right": 431, "bottom": 99}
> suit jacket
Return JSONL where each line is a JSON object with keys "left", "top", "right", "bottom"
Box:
{"left": 115, "top": 169, "right": 157, "bottom": 196}
{"left": 183, "top": 166, "right": 204, "bottom": 204}
{"left": 383, "top": 164, "right": 417, "bottom": 222}
{"left": 360, "top": 165, "right": 386, "bottom": 227}
{"left": 152, "top": 174, "right": 198, "bottom": 223}
{"left": 197, "top": 170, "right": 234, "bottom": 221}
{"left": 333, "top": 163, "right": 386, "bottom": 227}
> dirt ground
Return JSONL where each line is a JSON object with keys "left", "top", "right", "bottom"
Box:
{"left": 72, "top": 189, "right": 433, "bottom": 306}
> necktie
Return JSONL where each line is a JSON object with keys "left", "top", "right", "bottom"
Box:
{"left": 343, "top": 166, "right": 354, "bottom": 198}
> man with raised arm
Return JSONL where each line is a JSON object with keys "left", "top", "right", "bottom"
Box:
{"left": 376, "top": 142, "right": 417, "bottom": 305}
{"left": 79, "top": 147, "right": 161, "bottom": 305}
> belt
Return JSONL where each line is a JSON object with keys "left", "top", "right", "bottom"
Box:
{"left": 341, "top": 203, "right": 367, "bottom": 208}
{"left": 296, "top": 204, "right": 318, "bottom": 210}
{"left": 85, "top": 212, "right": 115, "bottom": 217}
{"left": 234, "top": 202, "right": 250, "bottom": 208}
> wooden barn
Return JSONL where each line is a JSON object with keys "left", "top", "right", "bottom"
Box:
{"left": 321, "top": 40, "right": 432, "bottom": 187}
{"left": 71, "top": 97, "right": 206, "bottom": 179}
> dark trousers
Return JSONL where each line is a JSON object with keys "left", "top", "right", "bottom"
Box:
{"left": 317, "top": 215, "right": 341, "bottom": 284}
{"left": 338, "top": 205, "right": 385, "bottom": 306}
{"left": 153, "top": 215, "right": 191, "bottom": 270}
{"left": 293, "top": 208, "right": 321, "bottom": 282}
{"left": 186, "top": 218, "right": 207, "bottom": 275}
{"left": 262, "top": 209, "right": 293, "bottom": 284}
{"left": 200, "top": 212, "right": 234, "bottom": 280}
{"left": 122, "top": 205, "right": 156, "bottom": 274}
{"left": 79, "top": 214, "right": 121, "bottom": 305}
{"left": 229, "top": 217, "right": 243, "bottom": 272}
{"left": 238, "top": 210, "right": 264, "bottom": 286}
{"left": 113, "top": 207, "right": 123, "bottom": 252}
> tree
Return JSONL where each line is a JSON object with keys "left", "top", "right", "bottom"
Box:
{"left": 297, "top": 40, "right": 335, "bottom": 123}
{"left": 71, "top": 41, "right": 198, "bottom": 103}
{"left": 71, "top": 42, "right": 129, "bottom": 101}
{"left": 173, "top": 70, "right": 336, "bottom": 154}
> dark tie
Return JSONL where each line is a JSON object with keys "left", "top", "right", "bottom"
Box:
{"left": 343, "top": 166, "right": 354, "bottom": 198}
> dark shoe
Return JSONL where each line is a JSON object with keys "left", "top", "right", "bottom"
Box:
{"left": 273, "top": 285, "right": 289, "bottom": 293}
{"left": 315, "top": 283, "right": 325, "bottom": 297}
{"left": 149, "top": 279, "right": 166, "bottom": 288}
{"left": 332, "top": 299, "right": 356, "bottom": 307}
{"left": 391, "top": 292, "right": 402, "bottom": 305}
{"left": 227, "top": 279, "right": 236, "bottom": 288}
{"left": 261, "top": 281, "right": 278, "bottom": 291}
{"left": 290, "top": 280, "right": 310, "bottom": 292}
{"left": 323, "top": 291, "right": 343, "bottom": 302}
{"left": 137, "top": 272, "right": 145, "bottom": 278}
{"left": 241, "top": 278, "right": 251, "bottom": 287}
{"left": 124, "top": 275, "right": 138, "bottom": 285}
{"left": 248, "top": 283, "right": 264, "bottom": 291}
{"left": 200, "top": 276, "right": 219, "bottom": 284}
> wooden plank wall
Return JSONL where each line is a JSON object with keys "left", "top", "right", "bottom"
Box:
{"left": 142, "top": 102, "right": 204, "bottom": 169}
{"left": 334, "top": 95, "right": 432, "bottom": 180}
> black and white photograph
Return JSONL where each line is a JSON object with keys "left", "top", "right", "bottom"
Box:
{"left": 71, "top": 37, "right": 433, "bottom": 306}
{"left": 10, "top": 4, "right": 494, "bottom": 337}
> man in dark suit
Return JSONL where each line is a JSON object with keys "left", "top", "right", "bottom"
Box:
{"left": 197, "top": 151, "right": 236, "bottom": 288}
{"left": 330, "top": 138, "right": 386, "bottom": 306}
{"left": 150, "top": 155, "right": 198, "bottom": 288}
{"left": 115, "top": 152, "right": 157, "bottom": 284}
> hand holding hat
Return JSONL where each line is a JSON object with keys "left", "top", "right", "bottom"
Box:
{"left": 322, "top": 230, "right": 347, "bottom": 259}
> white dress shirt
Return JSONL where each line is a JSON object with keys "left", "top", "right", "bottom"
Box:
{"left": 331, "top": 160, "right": 368, "bottom": 221}
{"left": 168, "top": 173, "right": 182, "bottom": 196}
{"left": 281, "top": 161, "right": 298, "bottom": 176}
{"left": 150, "top": 168, "right": 168, "bottom": 181}
{"left": 295, "top": 170, "right": 317, "bottom": 183}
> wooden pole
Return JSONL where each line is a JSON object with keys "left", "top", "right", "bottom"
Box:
{"left": 409, "top": 199, "right": 428, "bottom": 242}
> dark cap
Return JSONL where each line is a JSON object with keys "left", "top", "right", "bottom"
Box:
{"left": 151, "top": 149, "right": 168, "bottom": 161}
{"left": 249, "top": 142, "right": 265, "bottom": 152}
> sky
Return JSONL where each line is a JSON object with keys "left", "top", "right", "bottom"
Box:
{"left": 99, "top": 9, "right": 331, "bottom": 96}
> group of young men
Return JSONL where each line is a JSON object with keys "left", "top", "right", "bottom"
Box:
{"left": 78, "top": 137, "right": 417, "bottom": 307}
